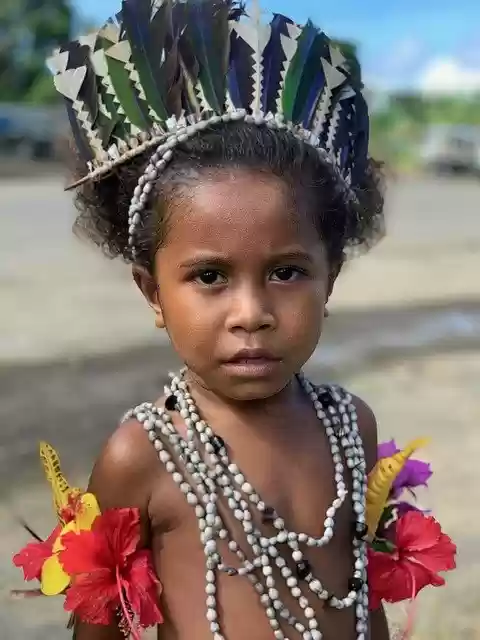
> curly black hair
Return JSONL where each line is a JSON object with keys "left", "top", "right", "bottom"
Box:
{"left": 71, "top": 122, "right": 385, "bottom": 273}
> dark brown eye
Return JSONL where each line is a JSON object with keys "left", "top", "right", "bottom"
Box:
{"left": 195, "top": 270, "right": 224, "bottom": 285}
{"left": 271, "top": 267, "right": 303, "bottom": 282}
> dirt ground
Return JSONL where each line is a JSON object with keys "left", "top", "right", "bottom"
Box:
{"left": 1, "top": 347, "right": 479, "bottom": 639}
{"left": 1, "top": 174, "right": 479, "bottom": 638}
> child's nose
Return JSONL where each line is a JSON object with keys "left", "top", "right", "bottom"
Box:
{"left": 226, "top": 286, "right": 276, "bottom": 334}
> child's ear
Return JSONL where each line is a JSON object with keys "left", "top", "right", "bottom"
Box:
{"left": 132, "top": 266, "right": 165, "bottom": 329}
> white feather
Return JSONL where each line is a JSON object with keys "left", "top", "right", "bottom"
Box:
{"left": 275, "top": 32, "right": 299, "bottom": 114}
{"left": 233, "top": 0, "right": 271, "bottom": 116}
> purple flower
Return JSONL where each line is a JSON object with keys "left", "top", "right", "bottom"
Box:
{"left": 377, "top": 439, "right": 432, "bottom": 499}
{"left": 395, "top": 501, "right": 425, "bottom": 517}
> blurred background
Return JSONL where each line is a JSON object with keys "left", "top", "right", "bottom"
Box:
{"left": 1, "top": 1, "right": 479, "bottom": 638}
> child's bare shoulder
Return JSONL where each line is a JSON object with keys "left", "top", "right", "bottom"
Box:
{"left": 88, "top": 416, "right": 162, "bottom": 526}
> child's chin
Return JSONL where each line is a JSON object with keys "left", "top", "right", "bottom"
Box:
{"left": 220, "top": 375, "right": 292, "bottom": 402}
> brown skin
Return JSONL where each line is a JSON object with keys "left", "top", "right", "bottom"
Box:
{"left": 74, "top": 169, "right": 389, "bottom": 639}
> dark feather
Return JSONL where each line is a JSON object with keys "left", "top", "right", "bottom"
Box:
{"left": 300, "top": 67, "right": 326, "bottom": 129}
{"left": 121, "top": 0, "right": 175, "bottom": 121}
{"left": 261, "top": 14, "right": 293, "bottom": 115}
{"left": 64, "top": 42, "right": 98, "bottom": 122}
{"left": 282, "top": 21, "right": 322, "bottom": 123}
{"left": 65, "top": 99, "right": 94, "bottom": 162}
{"left": 227, "top": 27, "right": 254, "bottom": 110}
{"left": 162, "top": 36, "right": 184, "bottom": 117}
{"left": 17, "top": 517, "right": 44, "bottom": 543}
{"left": 329, "top": 98, "right": 349, "bottom": 157}
{"left": 350, "top": 93, "right": 369, "bottom": 185}
{"left": 61, "top": 41, "right": 108, "bottom": 155}
{"left": 174, "top": 2, "right": 201, "bottom": 114}
{"left": 183, "top": 0, "right": 231, "bottom": 113}
{"left": 296, "top": 32, "right": 331, "bottom": 127}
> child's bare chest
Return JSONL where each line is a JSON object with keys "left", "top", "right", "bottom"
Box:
{"left": 147, "top": 406, "right": 364, "bottom": 640}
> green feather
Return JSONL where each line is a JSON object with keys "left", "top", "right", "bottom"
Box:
{"left": 121, "top": 0, "right": 173, "bottom": 122}
{"left": 98, "top": 85, "right": 129, "bottom": 142}
{"left": 281, "top": 21, "right": 319, "bottom": 123}
{"left": 105, "top": 54, "right": 150, "bottom": 132}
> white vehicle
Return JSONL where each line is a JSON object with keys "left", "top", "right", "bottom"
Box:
{"left": 420, "top": 124, "right": 480, "bottom": 175}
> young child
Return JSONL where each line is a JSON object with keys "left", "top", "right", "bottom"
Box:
{"left": 45, "top": 1, "right": 390, "bottom": 638}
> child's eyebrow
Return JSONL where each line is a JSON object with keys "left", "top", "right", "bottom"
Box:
{"left": 178, "top": 249, "right": 315, "bottom": 270}
{"left": 273, "top": 250, "right": 315, "bottom": 264}
{"left": 179, "top": 255, "right": 231, "bottom": 269}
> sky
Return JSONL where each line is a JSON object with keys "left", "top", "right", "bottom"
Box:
{"left": 74, "top": 0, "right": 480, "bottom": 93}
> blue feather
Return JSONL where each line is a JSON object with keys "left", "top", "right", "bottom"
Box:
{"left": 291, "top": 29, "right": 330, "bottom": 125}
{"left": 228, "top": 28, "right": 254, "bottom": 110}
{"left": 227, "top": 65, "right": 242, "bottom": 108}
{"left": 299, "top": 59, "right": 325, "bottom": 128}
{"left": 330, "top": 102, "right": 349, "bottom": 157}
{"left": 261, "top": 14, "right": 293, "bottom": 114}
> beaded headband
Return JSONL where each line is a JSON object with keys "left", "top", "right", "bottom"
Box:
{"left": 48, "top": 0, "right": 370, "bottom": 262}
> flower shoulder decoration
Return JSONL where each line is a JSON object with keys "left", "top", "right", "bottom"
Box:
{"left": 12, "top": 439, "right": 456, "bottom": 638}
{"left": 12, "top": 442, "right": 163, "bottom": 639}
{"left": 366, "top": 438, "right": 456, "bottom": 636}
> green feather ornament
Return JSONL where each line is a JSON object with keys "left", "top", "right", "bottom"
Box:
{"left": 47, "top": 0, "right": 369, "bottom": 191}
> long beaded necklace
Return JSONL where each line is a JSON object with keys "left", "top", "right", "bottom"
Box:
{"left": 124, "top": 371, "right": 369, "bottom": 640}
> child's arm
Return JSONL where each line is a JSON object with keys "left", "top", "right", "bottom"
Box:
{"left": 72, "top": 419, "right": 159, "bottom": 639}
{"left": 353, "top": 395, "right": 391, "bottom": 640}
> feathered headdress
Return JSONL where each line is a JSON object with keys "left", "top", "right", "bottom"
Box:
{"left": 48, "top": 0, "right": 370, "bottom": 260}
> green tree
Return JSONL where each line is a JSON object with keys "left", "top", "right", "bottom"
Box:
{"left": 0, "top": 0, "right": 74, "bottom": 104}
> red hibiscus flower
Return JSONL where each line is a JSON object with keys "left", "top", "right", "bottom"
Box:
{"left": 368, "top": 510, "right": 456, "bottom": 610}
{"left": 13, "top": 525, "right": 62, "bottom": 582}
{"left": 59, "top": 508, "right": 163, "bottom": 636}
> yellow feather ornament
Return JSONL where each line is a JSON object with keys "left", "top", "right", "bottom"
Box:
{"left": 37, "top": 442, "right": 101, "bottom": 595}
{"left": 39, "top": 441, "right": 82, "bottom": 523}
{"left": 365, "top": 438, "right": 429, "bottom": 539}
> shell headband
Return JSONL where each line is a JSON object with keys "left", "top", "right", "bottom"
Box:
{"left": 48, "top": 0, "right": 370, "bottom": 262}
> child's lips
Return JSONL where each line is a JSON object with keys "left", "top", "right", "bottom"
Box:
{"left": 222, "top": 350, "right": 282, "bottom": 377}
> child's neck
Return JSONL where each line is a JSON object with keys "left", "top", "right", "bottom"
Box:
{"left": 183, "top": 370, "right": 312, "bottom": 443}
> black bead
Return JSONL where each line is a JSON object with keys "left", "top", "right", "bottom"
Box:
{"left": 352, "top": 522, "right": 369, "bottom": 540}
{"left": 296, "top": 560, "right": 312, "bottom": 580}
{"left": 211, "top": 435, "right": 225, "bottom": 454}
{"left": 262, "top": 506, "right": 276, "bottom": 523}
{"left": 225, "top": 567, "right": 238, "bottom": 576}
{"left": 348, "top": 577, "right": 364, "bottom": 592}
{"left": 165, "top": 395, "right": 178, "bottom": 411}
{"left": 318, "top": 389, "right": 333, "bottom": 407}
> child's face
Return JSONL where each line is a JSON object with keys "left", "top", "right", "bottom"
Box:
{"left": 142, "top": 169, "right": 333, "bottom": 401}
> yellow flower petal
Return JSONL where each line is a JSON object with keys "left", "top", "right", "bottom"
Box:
{"left": 41, "top": 554, "right": 71, "bottom": 596}
{"left": 75, "top": 493, "right": 101, "bottom": 531}
{"left": 366, "top": 437, "right": 430, "bottom": 537}
{"left": 52, "top": 522, "right": 76, "bottom": 553}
